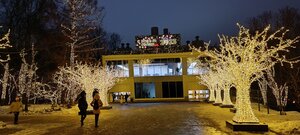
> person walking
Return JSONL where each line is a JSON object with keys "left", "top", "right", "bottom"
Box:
{"left": 120, "top": 94, "right": 124, "bottom": 104}
{"left": 112, "top": 93, "right": 116, "bottom": 102}
{"left": 90, "top": 93, "right": 103, "bottom": 127}
{"left": 125, "top": 93, "right": 129, "bottom": 103}
{"left": 77, "top": 91, "right": 88, "bottom": 127}
{"left": 10, "top": 95, "right": 23, "bottom": 124}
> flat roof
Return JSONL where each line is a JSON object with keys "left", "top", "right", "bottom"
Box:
{"left": 102, "top": 51, "right": 204, "bottom": 61}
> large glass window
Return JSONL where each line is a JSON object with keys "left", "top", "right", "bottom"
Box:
{"left": 188, "top": 90, "right": 209, "bottom": 101}
{"left": 106, "top": 60, "right": 129, "bottom": 77}
{"left": 162, "top": 81, "right": 183, "bottom": 98}
{"left": 187, "top": 58, "right": 209, "bottom": 75}
{"left": 134, "top": 82, "right": 156, "bottom": 98}
{"left": 133, "top": 58, "right": 182, "bottom": 77}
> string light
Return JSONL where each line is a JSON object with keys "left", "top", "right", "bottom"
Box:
{"left": 266, "top": 68, "right": 289, "bottom": 110}
{"left": 0, "top": 29, "right": 11, "bottom": 49}
{"left": 258, "top": 75, "right": 267, "bottom": 105}
{"left": 193, "top": 24, "right": 299, "bottom": 123}
{"left": 53, "top": 62, "right": 122, "bottom": 107}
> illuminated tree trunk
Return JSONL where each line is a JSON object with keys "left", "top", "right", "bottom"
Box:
{"left": 1, "top": 62, "right": 9, "bottom": 104}
{"left": 222, "top": 85, "right": 233, "bottom": 106}
{"left": 102, "top": 90, "right": 109, "bottom": 106}
{"left": 208, "top": 88, "right": 215, "bottom": 102}
{"left": 233, "top": 82, "right": 259, "bottom": 123}
{"left": 214, "top": 85, "right": 222, "bottom": 104}
{"left": 18, "top": 63, "right": 27, "bottom": 95}
{"left": 70, "top": 44, "right": 75, "bottom": 67}
{"left": 258, "top": 78, "right": 268, "bottom": 106}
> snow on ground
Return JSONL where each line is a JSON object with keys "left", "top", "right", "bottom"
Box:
{"left": 0, "top": 104, "right": 78, "bottom": 130}
{"left": 0, "top": 103, "right": 299, "bottom": 134}
{"left": 0, "top": 104, "right": 78, "bottom": 116}
{"left": 192, "top": 103, "right": 300, "bottom": 135}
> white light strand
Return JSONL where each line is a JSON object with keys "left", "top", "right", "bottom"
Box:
{"left": 0, "top": 29, "right": 11, "bottom": 49}
{"left": 1, "top": 62, "right": 9, "bottom": 100}
{"left": 266, "top": 68, "right": 289, "bottom": 108}
{"left": 258, "top": 75, "right": 268, "bottom": 105}
{"left": 53, "top": 62, "right": 122, "bottom": 107}
{"left": 192, "top": 24, "right": 299, "bottom": 123}
{"left": 61, "top": 0, "right": 100, "bottom": 66}
{"left": 0, "top": 29, "right": 12, "bottom": 101}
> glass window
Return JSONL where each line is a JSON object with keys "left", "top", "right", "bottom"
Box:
{"left": 187, "top": 58, "right": 209, "bottom": 75}
{"left": 134, "top": 82, "right": 156, "bottom": 98}
{"left": 162, "top": 81, "right": 183, "bottom": 98}
{"left": 106, "top": 60, "right": 129, "bottom": 77}
{"left": 133, "top": 58, "right": 182, "bottom": 77}
{"left": 188, "top": 90, "right": 209, "bottom": 101}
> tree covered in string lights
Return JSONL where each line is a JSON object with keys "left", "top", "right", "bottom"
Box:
{"left": 266, "top": 67, "right": 289, "bottom": 115}
{"left": 215, "top": 65, "right": 234, "bottom": 106}
{"left": 197, "top": 58, "right": 234, "bottom": 106}
{"left": 0, "top": 29, "right": 11, "bottom": 104}
{"left": 60, "top": 0, "right": 103, "bottom": 66}
{"left": 257, "top": 74, "right": 268, "bottom": 106}
{"left": 193, "top": 24, "right": 299, "bottom": 123}
{"left": 0, "top": 29, "right": 11, "bottom": 49}
{"left": 197, "top": 68, "right": 217, "bottom": 102}
{"left": 53, "top": 63, "right": 122, "bottom": 107}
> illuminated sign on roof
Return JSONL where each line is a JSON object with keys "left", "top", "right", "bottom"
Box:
{"left": 136, "top": 34, "right": 180, "bottom": 49}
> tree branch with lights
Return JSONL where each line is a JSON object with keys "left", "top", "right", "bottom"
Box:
{"left": 0, "top": 29, "right": 11, "bottom": 104}
{"left": 53, "top": 62, "right": 122, "bottom": 108}
{"left": 61, "top": 0, "right": 103, "bottom": 66}
{"left": 193, "top": 24, "right": 299, "bottom": 123}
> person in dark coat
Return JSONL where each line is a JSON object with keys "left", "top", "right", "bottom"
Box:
{"left": 90, "top": 93, "right": 103, "bottom": 127}
{"left": 112, "top": 93, "right": 116, "bottom": 102}
{"left": 77, "top": 91, "right": 88, "bottom": 127}
{"left": 125, "top": 93, "right": 129, "bottom": 103}
{"left": 92, "top": 88, "right": 99, "bottom": 99}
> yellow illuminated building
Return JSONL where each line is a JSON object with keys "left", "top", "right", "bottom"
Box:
{"left": 102, "top": 51, "right": 209, "bottom": 102}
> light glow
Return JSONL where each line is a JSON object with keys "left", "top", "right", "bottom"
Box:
{"left": 53, "top": 63, "right": 122, "bottom": 107}
{"left": 193, "top": 24, "right": 299, "bottom": 123}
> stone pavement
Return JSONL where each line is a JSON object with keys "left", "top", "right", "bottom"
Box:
{"left": 0, "top": 102, "right": 228, "bottom": 135}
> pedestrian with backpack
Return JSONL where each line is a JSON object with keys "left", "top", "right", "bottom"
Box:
{"left": 90, "top": 93, "right": 103, "bottom": 127}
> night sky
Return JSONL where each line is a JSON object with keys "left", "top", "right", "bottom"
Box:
{"left": 101, "top": 0, "right": 300, "bottom": 46}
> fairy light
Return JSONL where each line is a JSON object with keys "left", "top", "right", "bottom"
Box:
{"left": 222, "top": 84, "right": 233, "bottom": 106}
{"left": 258, "top": 76, "right": 268, "bottom": 105}
{"left": 192, "top": 24, "right": 299, "bottom": 123}
{"left": 198, "top": 69, "right": 217, "bottom": 102}
{"left": 53, "top": 63, "right": 122, "bottom": 107}
{"left": 61, "top": 0, "right": 99, "bottom": 66}
{"left": 0, "top": 29, "right": 11, "bottom": 49}
{"left": 138, "top": 59, "right": 152, "bottom": 65}
{"left": 1, "top": 62, "right": 9, "bottom": 100}
{"left": 0, "top": 29, "right": 12, "bottom": 100}
{"left": 266, "top": 68, "right": 289, "bottom": 109}
{"left": 214, "top": 84, "right": 222, "bottom": 104}
{"left": 215, "top": 65, "right": 234, "bottom": 106}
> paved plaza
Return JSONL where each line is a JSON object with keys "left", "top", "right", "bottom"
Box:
{"left": 1, "top": 102, "right": 299, "bottom": 135}
{"left": 0, "top": 102, "right": 229, "bottom": 135}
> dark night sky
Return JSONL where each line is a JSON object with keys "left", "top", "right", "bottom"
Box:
{"left": 101, "top": 0, "right": 300, "bottom": 46}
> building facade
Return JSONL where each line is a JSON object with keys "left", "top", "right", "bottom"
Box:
{"left": 102, "top": 51, "right": 209, "bottom": 102}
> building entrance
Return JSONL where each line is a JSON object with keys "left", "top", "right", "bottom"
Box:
{"left": 110, "top": 92, "right": 131, "bottom": 103}
{"left": 188, "top": 90, "right": 209, "bottom": 101}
